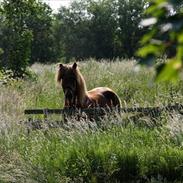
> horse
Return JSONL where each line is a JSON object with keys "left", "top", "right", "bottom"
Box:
{"left": 56, "top": 62, "right": 121, "bottom": 110}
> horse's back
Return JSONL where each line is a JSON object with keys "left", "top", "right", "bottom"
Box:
{"left": 88, "top": 87, "right": 121, "bottom": 107}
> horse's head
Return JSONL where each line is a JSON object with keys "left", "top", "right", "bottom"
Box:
{"left": 57, "top": 62, "right": 78, "bottom": 108}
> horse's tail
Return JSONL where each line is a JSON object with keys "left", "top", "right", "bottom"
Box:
{"left": 111, "top": 92, "right": 121, "bottom": 109}
{"left": 103, "top": 90, "right": 121, "bottom": 109}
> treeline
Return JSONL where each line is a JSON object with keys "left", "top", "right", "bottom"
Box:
{"left": 55, "top": 0, "right": 147, "bottom": 61}
{"left": 0, "top": 0, "right": 146, "bottom": 76}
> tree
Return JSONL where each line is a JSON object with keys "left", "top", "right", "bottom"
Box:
{"left": 117, "top": 0, "right": 147, "bottom": 57}
{"left": 24, "top": 2, "right": 55, "bottom": 63}
{"left": 87, "top": 0, "right": 117, "bottom": 59}
{"left": 54, "top": 0, "right": 146, "bottom": 61}
{"left": 0, "top": 0, "right": 55, "bottom": 76}
{"left": 54, "top": 1, "right": 92, "bottom": 61}
{"left": 0, "top": 0, "right": 33, "bottom": 76}
{"left": 137, "top": 0, "right": 183, "bottom": 81}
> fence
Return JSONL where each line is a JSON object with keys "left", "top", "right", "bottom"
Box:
{"left": 24, "top": 103, "right": 183, "bottom": 118}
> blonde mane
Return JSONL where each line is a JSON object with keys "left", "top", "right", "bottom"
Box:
{"left": 75, "top": 68, "right": 88, "bottom": 106}
{"left": 56, "top": 67, "right": 62, "bottom": 84}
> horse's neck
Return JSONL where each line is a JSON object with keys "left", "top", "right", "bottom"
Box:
{"left": 76, "top": 73, "right": 88, "bottom": 107}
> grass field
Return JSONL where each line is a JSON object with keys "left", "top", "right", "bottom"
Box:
{"left": 1, "top": 59, "right": 183, "bottom": 182}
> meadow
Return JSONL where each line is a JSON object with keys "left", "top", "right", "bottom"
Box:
{"left": 1, "top": 59, "right": 183, "bottom": 182}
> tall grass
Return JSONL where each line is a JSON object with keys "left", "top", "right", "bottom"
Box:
{"left": 0, "top": 59, "right": 183, "bottom": 182}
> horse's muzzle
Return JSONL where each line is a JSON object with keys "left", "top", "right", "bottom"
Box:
{"left": 64, "top": 90, "right": 75, "bottom": 107}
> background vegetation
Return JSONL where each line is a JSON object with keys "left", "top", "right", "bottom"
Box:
{"left": 1, "top": 0, "right": 183, "bottom": 182}
{"left": 54, "top": 0, "right": 146, "bottom": 61}
{"left": 0, "top": 60, "right": 183, "bottom": 182}
{"left": 0, "top": 0, "right": 147, "bottom": 76}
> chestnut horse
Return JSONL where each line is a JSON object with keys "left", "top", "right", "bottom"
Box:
{"left": 56, "top": 62, "right": 121, "bottom": 109}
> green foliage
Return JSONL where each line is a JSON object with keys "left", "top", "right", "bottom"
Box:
{"left": 53, "top": 1, "right": 92, "bottom": 61}
{"left": 117, "top": 0, "right": 147, "bottom": 57}
{"left": 54, "top": 0, "right": 146, "bottom": 61}
{"left": 87, "top": 0, "right": 117, "bottom": 59}
{"left": 137, "top": 0, "right": 183, "bottom": 81}
{"left": 0, "top": 0, "right": 33, "bottom": 76}
{"left": 25, "top": 2, "right": 56, "bottom": 63}
{"left": 0, "top": 0, "right": 55, "bottom": 77}
{"left": 0, "top": 0, "right": 147, "bottom": 76}
{"left": 0, "top": 48, "right": 3, "bottom": 55}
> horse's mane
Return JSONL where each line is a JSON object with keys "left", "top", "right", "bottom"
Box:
{"left": 56, "top": 63, "right": 88, "bottom": 106}
{"left": 75, "top": 68, "right": 88, "bottom": 105}
{"left": 56, "top": 66, "right": 62, "bottom": 85}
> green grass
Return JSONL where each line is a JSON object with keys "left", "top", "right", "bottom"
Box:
{"left": 1, "top": 59, "right": 183, "bottom": 182}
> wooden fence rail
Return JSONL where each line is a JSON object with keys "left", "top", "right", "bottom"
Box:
{"left": 24, "top": 103, "right": 183, "bottom": 117}
{"left": 23, "top": 103, "right": 183, "bottom": 131}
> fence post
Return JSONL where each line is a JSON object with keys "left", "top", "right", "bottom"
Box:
{"left": 43, "top": 109, "right": 48, "bottom": 120}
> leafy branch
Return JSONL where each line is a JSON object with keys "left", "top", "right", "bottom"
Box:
{"left": 137, "top": 0, "right": 183, "bottom": 81}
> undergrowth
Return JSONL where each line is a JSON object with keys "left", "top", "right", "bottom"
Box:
{"left": 0, "top": 59, "right": 183, "bottom": 182}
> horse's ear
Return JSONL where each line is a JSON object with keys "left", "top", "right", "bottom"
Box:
{"left": 72, "top": 62, "right": 77, "bottom": 70}
{"left": 58, "top": 63, "right": 63, "bottom": 68}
